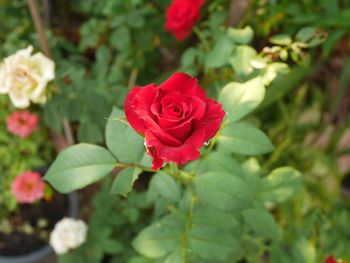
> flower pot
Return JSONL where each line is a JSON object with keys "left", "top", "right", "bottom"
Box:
{"left": 0, "top": 171, "right": 79, "bottom": 263}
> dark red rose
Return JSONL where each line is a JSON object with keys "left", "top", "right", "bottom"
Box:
{"left": 165, "top": 0, "right": 204, "bottom": 41}
{"left": 325, "top": 256, "right": 337, "bottom": 263}
{"left": 124, "top": 72, "right": 225, "bottom": 170}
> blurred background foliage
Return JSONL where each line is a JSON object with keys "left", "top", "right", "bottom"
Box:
{"left": 0, "top": 0, "right": 349, "bottom": 262}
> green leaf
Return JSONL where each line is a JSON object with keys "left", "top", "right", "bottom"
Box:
{"left": 106, "top": 108, "right": 145, "bottom": 164}
{"left": 295, "top": 27, "right": 317, "bottom": 43}
{"left": 295, "top": 236, "right": 317, "bottom": 263}
{"left": 127, "top": 257, "right": 154, "bottom": 263}
{"left": 198, "top": 152, "right": 244, "bottom": 177}
{"left": 132, "top": 216, "right": 184, "bottom": 258}
{"left": 45, "top": 144, "right": 116, "bottom": 193}
{"left": 192, "top": 206, "right": 239, "bottom": 232}
{"left": 127, "top": 10, "right": 145, "bottom": 28}
{"left": 78, "top": 121, "right": 103, "bottom": 144}
{"left": 181, "top": 48, "right": 197, "bottom": 67}
{"left": 219, "top": 77, "right": 265, "bottom": 122}
{"left": 205, "top": 36, "right": 234, "bottom": 68}
{"left": 230, "top": 46, "right": 257, "bottom": 78}
{"left": 217, "top": 122, "right": 274, "bottom": 155}
{"left": 43, "top": 103, "right": 61, "bottom": 132}
{"left": 258, "top": 167, "right": 302, "bottom": 203}
{"left": 110, "top": 26, "right": 131, "bottom": 50}
{"left": 227, "top": 26, "right": 254, "bottom": 44}
{"left": 164, "top": 246, "right": 182, "bottom": 263}
{"left": 151, "top": 172, "right": 181, "bottom": 202}
{"left": 243, "top": 204, "right": 281, "bottom": 240}
{"left": 195, "top": 171, "right": 253, "bottom": 213}
{"left": 269, "top": 34, "right": 292, "bottom": 46}
{"left": 100, "top": 239, "right": 123, "bottom": 254}
{"left": 188, "top": 224, "right": 241, "bottom": 261}
{"left": 111, "top": 168, "right": 142, "bottom": 197}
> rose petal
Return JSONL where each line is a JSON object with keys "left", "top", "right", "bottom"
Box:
{"left": 159, "top": 72, "right": 206, "bottom": 100}
{"left": 200, "top": 98, "right": 226, "bottom": 141}
{"left": 125, "top": 86, "right": 147, "bottom": 133}
{"left": 145, "top": 130, "right": 200, "bottom": 166}
{"left": 139, "top": 114, "right": 182, "bottom": 146}
{"left": 164, "top": 118, "right": 192, "bottom": 142}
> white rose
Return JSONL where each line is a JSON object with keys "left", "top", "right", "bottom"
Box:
{"left": 0, "top": 46, "right": 55, "bottom": 108}
{"left": 49, "top": 218, "right": 88, "bottom": 255}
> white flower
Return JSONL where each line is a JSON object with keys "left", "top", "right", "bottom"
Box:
{"left": 49, "top": 218, "right": 88, "bottom": 255}
{"left": 0, "top": 46, "right": 55, "bottom": 108}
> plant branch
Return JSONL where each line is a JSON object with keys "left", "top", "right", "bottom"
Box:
{"left": 27, "top": 0, "right": 51, "bottom": 58}
{"left": 127, "top": 68, "right": 139, "bottom": 90}
{"left": 115, "top": 162, "right": 154, "bottom": 173}
{"left": 193, "top": 26, "right": 210, "bottom": 52}
{"left": 181, "top": 192, "right": 196, "bottom": 262}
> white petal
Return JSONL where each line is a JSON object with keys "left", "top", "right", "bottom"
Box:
{"left": 29, "top": 79, "right": 47, "bottom": 102}
{"left": 31, "top": 53, "right": 55, "bottom": 81}
{"left": 0, "top": 66, "right": 8, "bottom": 94}
{"left": 16, "top": 45, "right": 33, "bottom": 57}
{"left": 8, "top": 90, "right": 30, "bottom": 108}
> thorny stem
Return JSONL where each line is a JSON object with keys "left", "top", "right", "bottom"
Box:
{"left": 27, "top": 0, "right": 75, "bottom": 148}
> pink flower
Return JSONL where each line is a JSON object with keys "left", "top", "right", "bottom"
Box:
{"left": 11, "top": 171, "right": 45, "bottom": 204}
{"left": 6, "top": 111, "right": 39, "bottom": 138}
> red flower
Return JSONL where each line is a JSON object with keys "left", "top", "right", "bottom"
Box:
{"left": 124, "top": 72, "right": 225, "bottom": 170}
{"left": 6, "top": 111, "right": 39, "bottom": 138}
{"left": 325, "top": 256, "right": 337, "bottom": 263}
{"left": 165, "top": 0, "right": 204, "bottom": 41}
{"left": 11, "top": 171, "right": 45, "bottom": 204}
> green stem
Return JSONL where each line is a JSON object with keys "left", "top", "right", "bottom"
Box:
{"left": 115, "top": 162, "right": 154, "bottom": 173}
{"left": 169, "top": 162, "right": 179, "bottom": 177}
{"left": 181, "top": 192, "right": 196, "bottom": 262}
{"left": 193, "top": 26, "right": 210, "bottom": 52}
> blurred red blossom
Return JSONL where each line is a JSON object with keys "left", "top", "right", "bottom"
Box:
{"left": 165, "top": 0, "right": 204, "bottom": 41}
{"left": 325, "top": 256, "right": 337, "bottom": 263}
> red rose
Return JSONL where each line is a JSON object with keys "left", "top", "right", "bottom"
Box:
{"left": 124, "top": 72, "right": 225, "bottom": 170}
{"left": 165, "top": 0, "right": 204, "bottom": 41}
{"left": 325, "top": 256, "right": 337, "bottom": 263}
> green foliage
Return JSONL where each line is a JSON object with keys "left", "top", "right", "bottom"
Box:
{"left": 45, "top": 144, "right": 116, "bottom": 193}
{"left": 217, "top": 122, "right": 274, "bottom": 156}
{"left": 258, "top": 167, "right": 303, "bottom": 204}
{"left": 243, "top": 204, "right": 281, "bottom": 240}
{"left": 106, "top": 108, "right": 145, "bottom": 164}
{"left": 111, "top": 168, "right": 142, "bottom": 197}
{"left": 195, "top": 171, "right": 253, "bottom": 213}
{"left": 219, "top": 77, "right": 265, "bottom": 122}
{"left": 149, "top": 172, "right": 181, "bottom": 202}
{"left": 227, "top": 26, "right": 254, "bottom": 44}
{"left": 205, "top": 36, "right": 234, "bottom": 68}
{"left": 59, "top": 181, "right": 152, "bottom": 263}
{"left": 4, "top": 0, "right": 347, "bottom": 261}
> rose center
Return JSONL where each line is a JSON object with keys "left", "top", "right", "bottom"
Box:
{"left": 163, "top": 103, "right": 183, "bottom": 117}
{"left": 24, "top": 181, "right": 34, "bottom": 192}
